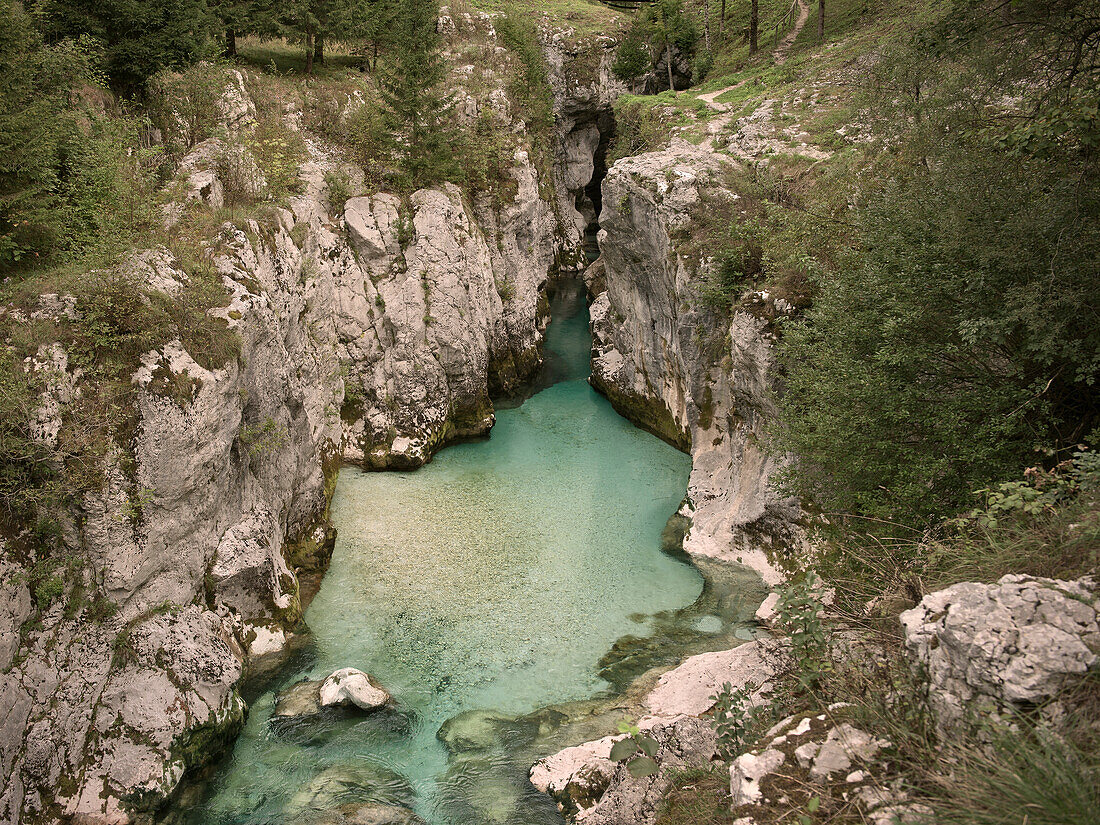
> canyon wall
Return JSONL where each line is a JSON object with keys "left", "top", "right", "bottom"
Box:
{"left": 0, "top": 12, "right": 619, "bottom": 819}
{"left": 0, "top": 9, "right": 804, "bottom": 823}
{"left": 588, "top": 140, "right": 802, "bottom": 585}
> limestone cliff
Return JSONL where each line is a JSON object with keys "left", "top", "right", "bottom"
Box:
{"left": 0, "top": 14, "right": 598, "bottom": 818}
{"left": 589, "top": 140, "right": 802, "bottom": 586}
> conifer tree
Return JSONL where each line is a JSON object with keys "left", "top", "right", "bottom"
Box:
{"left": 379, "top": 0, "right": 455, "bottom": 187}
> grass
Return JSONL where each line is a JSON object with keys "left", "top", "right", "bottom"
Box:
{"left": 466, "top": 0, "right": 627, "bottom": 38}
{"left": 655, "top": 768, "right": 738, "bottom": 825}
{"left": 235, "top": 35, "right": 365, "bottom": 78}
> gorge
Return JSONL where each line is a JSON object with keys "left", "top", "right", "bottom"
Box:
{"left": 2, "top": 3, "right": 1098, "bottom": 825}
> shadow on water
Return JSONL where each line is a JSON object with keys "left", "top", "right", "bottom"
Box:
{"left": 171, "top": 277, "right": 769, "bottom": 825}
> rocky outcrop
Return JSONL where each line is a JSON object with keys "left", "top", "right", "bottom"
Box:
{"left": 531, "top": 639, "right": 785, "bottom": 822}
{"left": 1, "top": 207, "right": 344, "bottom": 824}
{"left": 901, "top": 574, "right": 1100, "bottom": 733}
{"left": 541, "top": 25, "right": 626, "bottom": 258}
{"left": 333, "top": 175, "right": 554, "bottom": 468}
{"left": 590, "top": 140, "right": 802, "bottom": 585}
{"left": 725, "top": 709, "right": 931, "bottom": 825}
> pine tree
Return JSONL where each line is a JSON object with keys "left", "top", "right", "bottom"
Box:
{"left": 40, "top": 0, "right": 216, "bottom": 91}
{"left": 379, "top": 0, "right": 455, "bottom": 187}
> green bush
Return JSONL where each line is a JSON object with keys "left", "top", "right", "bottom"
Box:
{"left": 774, "top": 2, "right": 1100, "bottom": 528}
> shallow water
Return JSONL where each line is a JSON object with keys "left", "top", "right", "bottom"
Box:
{"left": 186, "top": 282, "right": 749, "bottom": 825}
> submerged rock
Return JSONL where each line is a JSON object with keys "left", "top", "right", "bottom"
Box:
{"left": 298, "top": 802, "right": 427, "bottom": 825}
{"left": 320, "top": 668, "right": 392, "bottom": 712}
{"left": 288, "top": 764, "right": 417, "bottom": 815}
{"left": 273, "top": 679, "right": 323, "bottom": 718}
{"left": 437, "top": 708, "right": 516, "bottom": 754}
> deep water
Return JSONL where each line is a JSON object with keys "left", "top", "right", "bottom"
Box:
{"left": 185, "top": 281, "right": 760, "bottom": 825}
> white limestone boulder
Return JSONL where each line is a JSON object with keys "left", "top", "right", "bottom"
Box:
{"left": 320, "top": 668, "right": 392, "bottom": 712}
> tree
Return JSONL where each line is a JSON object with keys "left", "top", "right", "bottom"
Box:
{"left": 40, "top": 0, "right": 216, "bottom": 91}
{"left": 611, "top": 0, "right": 698, "bottom": 92}
{"left": 210, "top": 0, "right": 255, "bottom": 57}
{"left": 750, "top": 0, "right": 758, "bottom": 54}
{"left": 378, "top": 0, "right": 455, "bottom": 187}
{"left": 774, "top": 0, "right": 1100, "bottom": 528}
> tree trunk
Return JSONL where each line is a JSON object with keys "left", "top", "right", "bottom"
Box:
{"left": 749, "top": 0, "right": 758, "bottom": 54}
{"left": 315, "top": 34, "right": 325, "bottom": 65}
{"left": 666, "top": 41, "right": 675, "bottom": 94}
{"left": 818, "top": 0, "right": 825, "bottom": 41}
{"left": 703, "top": 0, "right": 710, "bottom": 53}
{"left": 305, "top": 32, "right": 314, "bottom": 74}
{"left": 225, "top": 27, "right": 237, "bottom": 58}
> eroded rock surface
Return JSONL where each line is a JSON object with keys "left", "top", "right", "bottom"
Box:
{"left": 901, "top": 574, "right": 1100, "bottom": 732}
{"left": 319, "top": 668, "right": 391, "bottom": 712}
{"left": 590, "top": 141, "right": 803, "bottom": 584}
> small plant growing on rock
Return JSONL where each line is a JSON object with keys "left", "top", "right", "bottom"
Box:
{"left": 777, "top": 570, "right": 830, "bottom": 690}
{"left": 709, "top": 680, "right": 763, "bottom": 759}
{"left": 611, "top": 719, "right": 660, "bottom": 778}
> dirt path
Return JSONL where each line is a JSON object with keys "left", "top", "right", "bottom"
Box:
{"left": 693, "top": 0, "right": 811, "bottom": 150}
{"left": 774, "top": 0, "right": 811, "bottom": 66}
{"left": 697, "top": 0, "right": 812, "bottom": 116}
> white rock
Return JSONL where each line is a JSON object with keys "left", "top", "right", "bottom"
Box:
{"left": 730, "top": 749, "right": 786, "bottom": 807}
{"left": 901, "top": 575, "right": 1100, "bottom": 732}
{"left": 319, "top": 668, "right": 391, "bottom": 711}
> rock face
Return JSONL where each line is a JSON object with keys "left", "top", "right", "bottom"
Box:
{"left": 1, "top": 212, "right": 344, "bottom": 824}
{"left": 333, "top": 177, "right": 555, "bottom": 468}
{"left": 901, "top": 574, "right": 1100, "bottom": 732}
{"left": 1, "top": 21, "right": 606, "bottom": 819}
{"left": 541, "top": 27, "right": 626, "bottom": 252}
{"left": 590, "top": 140, "right": 802, "bottom": 584}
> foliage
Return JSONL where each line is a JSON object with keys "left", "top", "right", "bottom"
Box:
{"left": 612, "top": 0, "right": 699, "bottom": 86}
{"left": 323, "top": 169, "right": 355, "bottom": 213}
{"left": 377, "top": 0, "right": 458, "bottom": 189}
{"left": 709, "top": 680, "right": 765, "bottom": 759}
{"left": 40, "top": 0, "right": 218, "bottom": 91}
{"left": 148, "top": 62, "right": 228, "bottom": 151}
{"left": 239, "top": 416, "right": 288, "bottom": 457}
{"left": 611, "top": 719, "right": 661, "bottom": 778}
{"left": 0, "top": 4, "right": 160, "bottom": 272}
{"left": 774, "top": 0, "right": 1100, "bottom": 529}
{"left": 776, "top": 571, "right": 830, "bottom": 691}
{"left": 928, "top": 720, "right": 1100, "bottom": 825}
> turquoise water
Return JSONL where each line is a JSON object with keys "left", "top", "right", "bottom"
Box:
{"left": 187, "top": 282, "right": 708, "bottom": 825}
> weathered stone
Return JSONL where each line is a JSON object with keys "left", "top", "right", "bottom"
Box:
{"left": 730, "top": 749, "right": 786, "bottom": 807}
{"left": 273, "top": 679, "right": 323, "bottom": 718}
{"left": 319, "top": 668, "right": 390, "bottom": 712}
{"left": 808, "top": 724, "right": 888, "bottom": 781}
{"left": 437, "top": 708, "right": 515, "bottom": 753}
{"left": 901, "top": 575, "right": 1100, "bottom": 732}
{"left": 644, "top": 639, "right": 785, "bottom": 719}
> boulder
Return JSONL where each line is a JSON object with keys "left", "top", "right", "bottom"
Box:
{"left": 288, "top": 764, "right": 416, "bottom": 814}
{"left": 901, "top": 574, "right": 1100, "bottom": 732}
{"left": 436, "top": 708, "right": 515, "bottom": 753}
{"left": 320, "top": 668, "right": 391, "bottom": 712}
{"left": 273, "top": 679, "right": 323, "bottom": 718}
